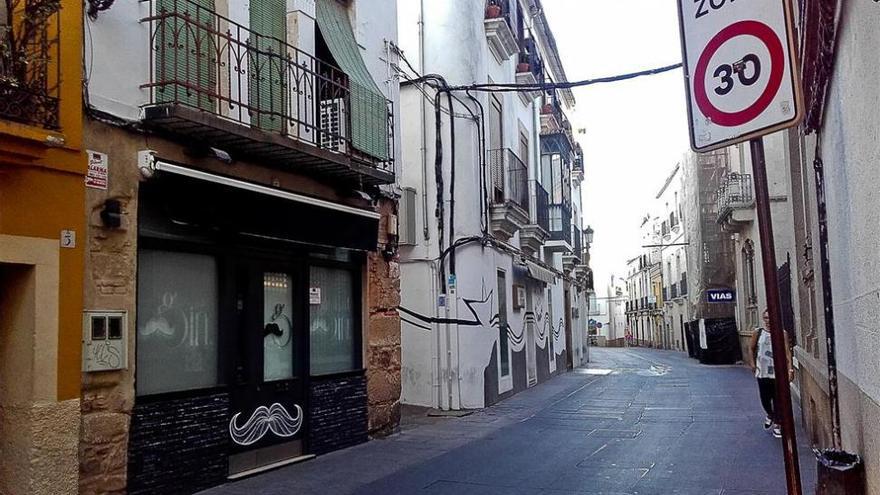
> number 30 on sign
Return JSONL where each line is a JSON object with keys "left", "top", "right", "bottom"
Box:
{"left": 677, "top": 0, "right": 803, "bottom": 152}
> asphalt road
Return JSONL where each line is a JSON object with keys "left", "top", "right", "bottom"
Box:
{"left": 201, "top": 347, "right": 817, "bottom": 495}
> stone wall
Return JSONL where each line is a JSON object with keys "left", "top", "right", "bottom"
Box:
{"left": 366, "top": 198, "right": 402, "bottom": 436}
{"left": 79, "top": 120, "right": 140, "bottom": 495}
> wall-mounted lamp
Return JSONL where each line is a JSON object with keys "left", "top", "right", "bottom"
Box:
{"left": 584, "top": 225, "right": 594, "bottom": 245}
{"left": 100, "top": 199, "right": 122, "bottom": 229}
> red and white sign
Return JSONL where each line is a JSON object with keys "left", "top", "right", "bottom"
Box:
{"left": 85, "top": 150, "right": 109, "bottom": 189}
{"left": 677, "top": 0, "right": 803, "bottom": 151}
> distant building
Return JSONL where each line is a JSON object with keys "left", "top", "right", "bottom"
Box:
{"left": 656, "top": 164, "right": 689, "bottom": 352}
{"left": 681, "top": 148, "right": 739, "bottom": 363}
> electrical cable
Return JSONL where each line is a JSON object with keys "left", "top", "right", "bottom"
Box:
{"left": 446, "top": 62, "right": 683, "bottom": 93}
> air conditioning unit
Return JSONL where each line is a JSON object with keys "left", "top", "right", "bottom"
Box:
{"left": 319, "top": 98, "right": 347, "bottom": 153}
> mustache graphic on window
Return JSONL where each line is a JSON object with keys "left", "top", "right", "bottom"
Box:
{"left": 229, "top": 403, "right": 303, "bottom": 446}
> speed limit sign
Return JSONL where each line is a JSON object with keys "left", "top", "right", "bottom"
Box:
{"left": 677, "top": 0, "right": 803, "bottom": 151}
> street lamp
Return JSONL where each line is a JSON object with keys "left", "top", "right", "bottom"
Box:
{"left": 584, "top": 225, "right": 594, "bottom": 245}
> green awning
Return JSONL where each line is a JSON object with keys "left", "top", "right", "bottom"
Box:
{"left": 316, "top": 0, "right": 390, "bottom": 161}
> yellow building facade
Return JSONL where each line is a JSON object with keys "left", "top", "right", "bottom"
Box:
{"left": 0, "top": 1, "right": 85, "bottom": 493}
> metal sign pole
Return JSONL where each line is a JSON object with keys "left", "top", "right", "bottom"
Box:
{"left": 749, "top": 137, "right": 803, "bottom": 495}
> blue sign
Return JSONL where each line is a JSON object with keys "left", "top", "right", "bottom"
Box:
{"left": 706, "top": 289, "right": 736, "bottom": 303}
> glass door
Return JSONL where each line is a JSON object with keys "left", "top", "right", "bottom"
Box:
{"left": 228, "top": 259, "right": 307, "bottom": 474}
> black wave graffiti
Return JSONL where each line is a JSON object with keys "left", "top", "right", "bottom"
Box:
{"left": 402, "top": 297, "right": 544, "bottom": 349}
{"left": 398, "top": 289, "right": 494, "bottom": 329}
{"left": 399, "top": 282, "right": 562, "bottom": 351}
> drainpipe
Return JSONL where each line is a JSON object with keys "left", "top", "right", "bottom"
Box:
{"left": 419, "top": 0, "right": 430, "bottom": 241}
{"left": 813, "top": 154, "right": 842, "bottom": 450}
{"left": 448, "top": 280, "right": 460, "bottom": 410}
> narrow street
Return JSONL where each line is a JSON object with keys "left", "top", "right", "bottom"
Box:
{"left": 201, "top": 348, "right": 817, "bottom": 495}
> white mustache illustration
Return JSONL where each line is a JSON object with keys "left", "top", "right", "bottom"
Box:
{"left": 229, "top": 403, "right": 303, "bottom": 446}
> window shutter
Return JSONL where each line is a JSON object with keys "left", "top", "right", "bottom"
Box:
{"left": 156, "top": 0, "right": 217, "bottom": 110}
{"left": 249, "top": 0, "right": 287, "bottom": 132}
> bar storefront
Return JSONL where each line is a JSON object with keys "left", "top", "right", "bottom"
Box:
{"left": 126, "top": 162, "right": 383, "bottom": 493}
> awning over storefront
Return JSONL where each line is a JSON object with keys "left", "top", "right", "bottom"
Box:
{"left": 526, "top": 260, "right": 557, "bottom": 284}
{"left": 140, "top": 161, "right": 380, "bottom": 251}
{"left": 316, "top": 0, "right": 390, "bottom": 160}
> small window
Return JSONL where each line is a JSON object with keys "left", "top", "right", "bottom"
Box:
{"left": 108, "top": 316, "right": 124, "bottom": 340}
{"left": 310, "top": 266, "right": 360, "bottom": 375}
{"left": 136, "top": 250, "right": 220, "bottom": 396}
{"left": 91, "top": 316, "right": 107, "bottom": 340}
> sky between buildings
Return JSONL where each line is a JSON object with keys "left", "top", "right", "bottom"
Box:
{"left": 543, "top": 0, "right": 691, "bottom": 293}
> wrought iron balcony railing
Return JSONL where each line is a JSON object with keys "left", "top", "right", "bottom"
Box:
{"left": 140, "top": 0, "right": 393, "bottom": 184}
{"left": 0, "top": 2, "right": 60, "bottom": 129}
{"left": 488, "top": 148, "right": 529, "bottom": 214}
{"left": 532, "top": 180, "right": 550, "bottom": 232}
{"left": 517, "top": 37, "right": 544, "bottom": 81}
{"left": 717, "top": 173, "right": 754, "bottom": 222}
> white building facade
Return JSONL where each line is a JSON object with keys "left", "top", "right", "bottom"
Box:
{"left": 397, "top": 0, "right": 590, "bottom": 410}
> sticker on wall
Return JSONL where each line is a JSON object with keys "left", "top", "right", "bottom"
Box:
{"left": 309, "top": 287, "right": 321, "bottom": 305}
{"left": 85, "top": 150, "right": 108, "bottom": 189}
{"left": 229, "top": 403, "right": 303, "bottom": 446}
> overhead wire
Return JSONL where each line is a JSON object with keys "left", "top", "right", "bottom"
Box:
{"left": 445, "top": 62, "right": 683, "bottom": 93}
{"left": 390, "top": 40, "right": 680, "bottom": 292}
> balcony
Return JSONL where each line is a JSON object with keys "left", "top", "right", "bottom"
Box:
{"left": 571, "top": 144, "right": 584, "bottom": 183}
{"left": 140, "top": 0, "right": 394, "bottom": 187}
{"left": 516, "top": 37, "right": 543, "bottom": 103}
{"left": 484, "top": 0, "right": 518, "bottom": 62}
{"left": 489, "top": 148, "right": 529, "bottom": 241}
{"left": 563, "top": 225, "right": 582, "bottom": 272}
{"left": 0, "top": 3, "right": 60, "bottom": 129}
{"left": 717, "top": 173, "right": 754, "bottom": 225}
{"left": 519, "top": 180, "right": 551, "bottom": 256}
{"left": 545, "top": 203, "right": 572, "bottom": 253}
{"left": 540, "top": 92, "right": 564, "bottom": 135}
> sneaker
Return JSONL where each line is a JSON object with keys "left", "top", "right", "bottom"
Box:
{"left": 772, "top": 424, "right": 782, "bottom": 438}
{"left": 763, "top": 417, "right": 773, "bottom": 430}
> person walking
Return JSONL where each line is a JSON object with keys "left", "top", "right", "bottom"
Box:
{"left": 747, "top": 308, "right": 794, "bottom": 439}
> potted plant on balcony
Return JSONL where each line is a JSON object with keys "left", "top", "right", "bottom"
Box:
{"left": 0, "top": 0, "right": 62, "bottom": 128}
{"left": 517, "top": 56, "right": 530, "bottom": 74}
{"left": 486, "top": 0, "right": 502, "bottom": 19}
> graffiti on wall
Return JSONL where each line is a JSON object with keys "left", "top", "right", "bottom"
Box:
{"left": 229, "top": 403, "right": 303, "bottom": 446}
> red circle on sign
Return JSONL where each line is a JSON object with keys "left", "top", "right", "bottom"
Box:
{"left": 694, "top": 20, "right": 785, "bottom": 127}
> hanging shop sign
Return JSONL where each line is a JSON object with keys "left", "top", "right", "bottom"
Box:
{"left": 677, "top": 0, "right": 803, "bottom": 151}
{"left": 706, "top": 288, "right": 736, "bottom": 303}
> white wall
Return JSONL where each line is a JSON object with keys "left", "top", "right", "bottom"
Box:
{"left": 84, "top": 1, "right": 151, "bottom": 120}
{"left": 820, "top": 2, "right": 880, "bottom": 408}
{"left": 397, "top": 0, "right": 577, "bottom": 409}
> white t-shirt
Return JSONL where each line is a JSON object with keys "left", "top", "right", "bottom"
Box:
{"left": 755, "top": 328, "right": 775, "bottom": 379}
